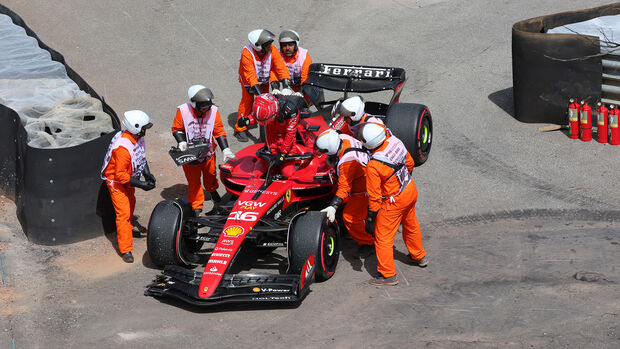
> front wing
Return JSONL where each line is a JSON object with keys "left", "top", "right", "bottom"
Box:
{"left": 145, "top": 265, "right": 312, "bottom": 306}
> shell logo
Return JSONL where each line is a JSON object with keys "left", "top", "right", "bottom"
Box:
{"left": 223, "top": 225, "right": 244, "bottom": 237}
{"left": 253, "top": 287, "right": 260, "bottom": 293}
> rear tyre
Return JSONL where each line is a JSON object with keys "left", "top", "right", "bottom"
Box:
{"left": 385, "top": 103, "right": 432, "bottom": 166}
{"left": 288, "top": 211, "right": 339, "bottom": 281}
{"left": 147, "top": 199, "right": 195, "bottom": 268}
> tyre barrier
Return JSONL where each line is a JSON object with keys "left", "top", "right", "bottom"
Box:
{"left": 0, "top": 4, "right": 120, "bottom": 245}
{"left": 512, "top": 3, "right": 620, "bottom": 124}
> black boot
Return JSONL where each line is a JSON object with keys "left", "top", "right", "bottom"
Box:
{"left": 234, "top": 130, "right": 249, "bottom": 142}
{"left": 209, "top": 191, "right": 222, "bottom": 204}
{"left": 121, "top": 252, "right": 134, "bottom": 263}
{"left": 208, "top": 191, "right": 225, "bottom": 214}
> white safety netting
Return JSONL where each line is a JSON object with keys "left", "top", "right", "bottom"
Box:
{"left": 547, "top": 14, "right": 620, "bottom": 54}
{"left": 0, "top": 14, "right": 114, "bottom": 149}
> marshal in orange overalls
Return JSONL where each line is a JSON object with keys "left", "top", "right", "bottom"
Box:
{"left": 335, "top": 137, "right": 375, "bottom": 246}
{"left": 103, "top": 131, "right": 138, "bottom": 254}
{"left": 172, "top": 106, "right": 226, "bottom": 210}
{"left": 276, "top": 46, "right": 312, "bottom": 93}
{"left": 235, "top": 45, "right": 289, "bottom": 133}
{"left": 366, "top": 137, "right": 426, "bottom": 278}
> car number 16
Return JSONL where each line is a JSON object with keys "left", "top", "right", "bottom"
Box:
{"left": 229, "top": 211, "right": 259, "bottom": 221}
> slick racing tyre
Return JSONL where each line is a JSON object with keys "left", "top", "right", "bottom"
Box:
{"left": 288, "top": 211, "right": 339, "bottom": 281}
{"left": 147, "top": 199, "right": 196, "bottom": 268}
{"left": 386, "top": 103, "right": 432, "bottom": 166}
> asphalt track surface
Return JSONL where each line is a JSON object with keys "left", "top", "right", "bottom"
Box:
{"left": 1, "top": 0, "right": 619, "bottom": 348}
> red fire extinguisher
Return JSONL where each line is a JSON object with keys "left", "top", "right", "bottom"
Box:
{"left": 609, "top": 105, "right": 620, "bottom": 146}
{"left": 596, "top": 102, "right": 609, "bottom": 143}
{"left": 568, "top": 98, "right": 580, "bottom": 139}
{"left": 579, "top": 100, "right": 592, "bottom": 142}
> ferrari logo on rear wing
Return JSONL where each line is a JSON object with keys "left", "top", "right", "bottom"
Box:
{"left": 305, "top": 62, "right": 406, "bottom": 93}
{"left": 318, "top": 64, "right": 394, "bottom": 79}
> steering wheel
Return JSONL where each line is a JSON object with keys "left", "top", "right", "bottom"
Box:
{"left": 256, "top": 147, "right": 313, "bottom": 164}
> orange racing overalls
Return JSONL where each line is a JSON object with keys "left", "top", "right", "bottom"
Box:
{"left": 366, "top": 135, "right": 426, "bottom": 278}
{"left": 101, "top": 131, "right": 146, "bottom": 254}
{"left": 236, "top": 45, "right": 289, "bottom": 133}
{"left": 172, "top": 103, "right": 226, "bottom": 210}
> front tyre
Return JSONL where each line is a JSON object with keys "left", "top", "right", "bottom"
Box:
{"left": 147, "top": 199, "right": 195, "bottom": 268}
{"left": 386, "top": 103, "right": 432, "bottom": 166}
{"left": 288, "top": 211, "right": 339, "bottom": 281}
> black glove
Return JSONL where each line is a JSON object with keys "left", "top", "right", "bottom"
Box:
{"left": 270, "top": 81, "right": 280, "bottom": 91}
{"left": 143, "top": 163, "right": 156, "bottom": 185}
{"left": 329, "top": 196, "right": 344, "bottom": 210}
{"left": 215, "top": 135, "right": 229, "bottom": 150}
{"left": 281, "top": 78, "right": 291, "bottom": 89}
{"left": 249, "top": 84, "right": 262, "bottom": 95}
{"left": 172, "top": 131, "right": 187, "bottom": 144}
{"left": 365, "top": 210, "right": 378, "bottom": 236}
{"left": 237, "top": 115, "right": 248, "bottom": 128}
{"left": 272, "top": 153, "right": 286, "bottom": 167}
{"left": 130, "top": 177, "right": 155, "bottom": 191}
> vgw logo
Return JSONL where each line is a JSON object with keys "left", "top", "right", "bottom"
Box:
{"left": 236, "top": 200, "right": 267, "bottom": 210}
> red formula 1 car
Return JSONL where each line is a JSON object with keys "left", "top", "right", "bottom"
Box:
{"left": 145, "top": 63, "right": 432, "bottom": 306}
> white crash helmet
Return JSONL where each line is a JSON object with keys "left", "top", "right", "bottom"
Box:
{"left": 315, "top": 129, "right": 341, "bottom": 155}
{"left": 187, "top": 85, "right": 214, "bottom": 109}
{"left": 279, "top": 29, "right": 299, "bottom": 55}
{"left": 122, "top": 110, "right": 153, "bottom": 135}
{"left": 360, "top": 122, "right": 386, "bottom": 150}
{"left": 331, "top": 96, "right": 365, "bottom": 122}
{"left": 248, "top": 29, "right": 275, "bottom": 52}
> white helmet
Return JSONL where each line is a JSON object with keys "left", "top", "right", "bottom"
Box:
{"left": 248, "top": 29, "right": 275, "bottom": 52}
{"left": 331, "top": 96, "right": 365, "bottom": 122}
{"left": 122, "top": 110, "right": 152, "bottom": 135}
{"left": 360, "top": 123, "right": 386, "bottom": 150}
{"left": 315, "top": 129, "right": 341, "bottom": 155}
{"left": 187, "top": 85, "right": 214, "bottom": 109}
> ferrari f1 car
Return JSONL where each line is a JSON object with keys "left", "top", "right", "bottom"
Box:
{"left": 144, "top": 63, "right": 432, "bottom": 306}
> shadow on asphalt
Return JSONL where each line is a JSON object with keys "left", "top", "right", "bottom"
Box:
{"left": 226, "top": 111, "right": 261, "bottom": 141}
{"left": 226, "top": 112, "right": 237, "bottom": 128}
{"left": 102, "top": 214, "right": 148, "bottom": 257}
{"left": 339, "top": 236, "right": 377, "bottom": 276}
{"left": 141, "top": 250, "right": 161, "bottom": 270}
{"left": 488, "top": 87, "right": 572, "bottom": 138}
{"left": 160, "top": 183, "right": 187, "bottom": 200}
{"left": 488, "top": 87, "right": 515, "bottom": 118}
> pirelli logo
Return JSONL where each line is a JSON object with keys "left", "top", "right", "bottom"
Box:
{"left": 318, "top": 65, "right": 393, "bottom": 78}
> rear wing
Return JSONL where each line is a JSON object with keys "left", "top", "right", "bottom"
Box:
{"left": 303, "top": 63, "right": 406, "bottom": 93}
